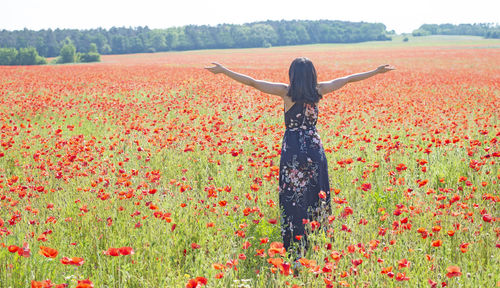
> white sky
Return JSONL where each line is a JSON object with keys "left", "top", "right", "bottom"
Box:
{"left": 1, "top": 0, "right": 499, "bottom": 34}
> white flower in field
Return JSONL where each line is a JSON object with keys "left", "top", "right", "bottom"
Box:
{"left": 64, "top": 274, "right": 79, "bottom": 280}
{"left": 233, "top": 279, "right": 252, "bottom": 288}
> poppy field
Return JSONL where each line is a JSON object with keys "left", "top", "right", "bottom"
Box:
{"left": 0, "top": 37, "right": 499, "bottom": 287}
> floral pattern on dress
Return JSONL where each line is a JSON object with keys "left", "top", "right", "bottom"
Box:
{"left": 279, "top": 102, "right": 331, "bottom": 252}
{"left": 280, "top": 155, "right": 319, "bottom": 207}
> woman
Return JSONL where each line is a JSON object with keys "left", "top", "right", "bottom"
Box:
{"left": 206, "top": 57, "right": 394, "bottom": 255}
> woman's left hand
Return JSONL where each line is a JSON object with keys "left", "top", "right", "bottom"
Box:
{"left": 205, "top": 62, "right": 226, "bottom": 74}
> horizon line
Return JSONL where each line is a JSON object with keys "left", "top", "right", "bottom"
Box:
{"left": 2, "top": 19, "right": 499, "bottom": 33}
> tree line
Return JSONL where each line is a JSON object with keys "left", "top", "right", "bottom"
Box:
{"left": 0, "top": 38, "right": 100, "bottom": 65}
{"left": 412, "top": 23, "right": 499, "bottom": 38}
{"left": 0, "top": 47, "right": 47, "bottom": 65}
{"left": 0, "top": 20, "right": 391, "bottom": 58}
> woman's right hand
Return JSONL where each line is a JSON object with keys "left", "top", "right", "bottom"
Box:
{"left": 375, "top": 64, "right": 396, "bottom": 74}
{"left": 205, "top": 62, "right": 226, "bottom": 74}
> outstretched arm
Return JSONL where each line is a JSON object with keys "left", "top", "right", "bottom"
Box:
{"left": 205, "top": 63, "right": 288, "bottom": 97}
{"left": 318, "top": 65, "right": 395, "bottom": 95}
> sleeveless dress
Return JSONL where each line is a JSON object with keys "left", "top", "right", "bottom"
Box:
{"left": 279, "top": 101, "right": 331, "bottom": 252}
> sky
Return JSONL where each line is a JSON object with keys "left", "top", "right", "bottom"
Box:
{"left": 1, "top": 0, "right": 499, "bottom": 34}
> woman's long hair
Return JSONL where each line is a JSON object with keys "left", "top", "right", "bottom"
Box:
{"left": 287, "top": 57, "right": 322, "bottom": 103}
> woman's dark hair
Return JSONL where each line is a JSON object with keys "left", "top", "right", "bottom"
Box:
{"left": 287, "top": 57, "right": 322, "bottom": 103}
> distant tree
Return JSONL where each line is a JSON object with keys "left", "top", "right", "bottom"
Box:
{"left": 174, "top": 28, "right": 192, "bottom": 50}
{"left": 18, "top": 47, "right": 46, "bottom": 65}
{"left": 129, "top": 36, "right": 144, "bottom": 53}
{"left": 18, "top": 47, "right": 36, "bottom": 65}
{"left": 59, "top": 38, "right": 76, "bottom": 63}
{"left": 413, "top": 23, "right": 499, "bottom": 38}
{"left": 0, "top": 47, "right": 46, "bottom": 65}
{"left": 149, "top": 30, "right": 167, "bottom": 52}
{"left": 231, "top": 25, "right": 251, "bottom": 47}
{"left": 249, "top": 24, "right": 277, "bottom": 47}
{"left": 185, "top": 25, "right": 216, "bottom": 49}
{"left": 412, "top": 29, "right": 431, "bottom": 36}
{"left": 420, "top": 24, "right": 439, "bottom": 34}
{"left": 77, "top": 42, "right": 101, "bottom": 63}
{"left": 44, "top": 29, "right": 60, "bottom": 57}
{"left": 164, "top": 30, "right": 178, "bottom": 50}
{"left": 77, "top": 52, "right": 100, "bottom": 63}
{"left": 278, "top": 25, "right": 298, "bottom": 45}
{"left": 0, "top": 48, "right": 18, "bottom": 65}
{"left": 89, "top": 43, "right": 98, "bottom": 53}
{"left": 294, "top": 23, "right": 310, "bottom": 44}
{"left": 110, "top": 35, "right": 128, "bottom": 54}
{"left": 213, "top": 25, "right": 235, "bottom": 48}
{"left": 88, "top": 32, "right": 109, "bottom": 54}
{"left": 101, "top": 43, "right": 112, "bottom": 54}
{"left": 486, "top": 30, "right": 499, "bottom": 38}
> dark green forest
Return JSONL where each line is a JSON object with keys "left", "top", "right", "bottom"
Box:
{"left": 1, "top": 20, "right": 498, "bottom": 63}
{"left": 0, "top": 20, "right": 391, "bottom": 57}
{"left": 412, "top": 23, "right": 499, "bottom": 38}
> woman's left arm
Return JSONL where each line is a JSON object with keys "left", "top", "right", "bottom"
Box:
{"left": 318, "top": 65, "right": 395, "bottom": 95}
{"left": 345, "top": 65, "right": 394, "bottom": 83}
{"left": 205, "top": 63, "right": 288, "bottom": 97}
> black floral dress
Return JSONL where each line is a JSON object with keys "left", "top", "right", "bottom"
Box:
{"left": 279, "top": 101, "right": 331, "bottom": 251}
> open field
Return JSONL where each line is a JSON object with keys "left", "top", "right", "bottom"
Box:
{"left": 0, "top": 36, "right": 499, "bottom": 287}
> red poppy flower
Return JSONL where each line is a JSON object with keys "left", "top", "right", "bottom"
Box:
{"left": 103, "top": 247, "right": 120, "bottom": 256}
{"left": 8, "top": 245, "right": 19, "bottom": 253}
{"left": 310, "top": 221, "right": 320, "bottom": 231}
{"left": 242, "top": 241, "right": 251, "bottom": 249}
{"left": 396, "top": 272, "right": 409, "bottom": 281}
{"left": 431, "top": 240, "right": 442, "bottom": 247}
{"left": 31, "top": 280, "right": 52, "bottom": 288}
{"left": 61, "top": 256, "right": 85, "bottom": 266}
{"left": 119, "top": 246, "right": 134, "bottom": 255}
{"left": 361, "top": 183, "right": 372, "bottom": 191}
{"left": 398, "top": 258, "right": 410, "bottom": 269}
{"left": 185, "top": 276, "right": 207, "bottom": 288}
{"left": 482, "top": 214, "right": 493, "bottom": 223}
{"left": 268, "top": 242, "right": 286, "bottom": 257}
{"left": 39, "top": 246, "right": 58, "bottom": 258}
{"left": 75, "top": 279, "right": 93, "bottom": 288}
{"left": 446, "top": 266, "right": 462, "bottom": 278}
{"left": 460, "top": 243, "right": 470, "bottom": 253}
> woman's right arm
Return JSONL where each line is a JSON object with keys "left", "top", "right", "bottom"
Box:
{"left": 205, "top": 63, "right": 288, "bottom": 97}
{"left": 318, "top": 65, "right": 394, "bottom": 95}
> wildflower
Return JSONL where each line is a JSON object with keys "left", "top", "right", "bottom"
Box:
{"left": 39, "top": 246, "right": 58, "bottom": 258}
{"left": 446, "top": 266, "right": 462, "bottom": 278}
